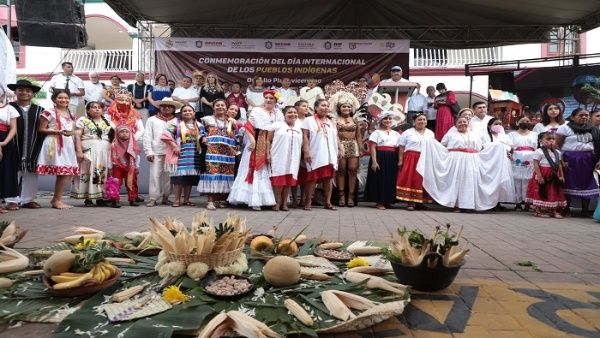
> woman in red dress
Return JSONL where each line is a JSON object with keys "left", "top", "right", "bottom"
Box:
{"left": 434, "top": 83, "right": 458, "bottom": 141}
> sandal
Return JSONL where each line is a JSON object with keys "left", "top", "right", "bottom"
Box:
{"left": 534, "top": 212, "right": 550, "bottom": 218}
{"left": 303, "top": 206, "right": 312, "bottom": 211}
{"left": 407, "top": 204, "right": 415, "bottom": 211}
{"left": 206, "top": 202, "right": 216, "bottom": 210}
{"left": 217, "top": 201, "right": 229, "bottom": 208}
{"left": 5, "top": 203, "right": 19, "bottom": 211}
{"left": 146, "top": 200, "right": 158, "bottom": 207}
{"left": 84, "top": 199, "right": 94, "bottom": 207}
{"left": 172, "top": 202, "right": 180, "bottom": 207}
{"left": 347, "top": 197, "right": 355, "bottom": 208}
{"left": 553, "top": 212, "right": 563, "bottom": 219}
{"left": 0, "top": 208, "right": 7, "bottom": 214}
{"left": 272, "top": 205, "right": 280, "bottom": 211}
{"left": 324, "top": 204, "right": 337, "bottom": 211}
{"left": 338, "top": 191, "right": 345, "bottom": 207}
{"left": 161, "top": 199, "right": 173, "bottom": 206}
{"left": 376, "top": 204, "right": 386, "bottom": 210}
{"left": 281, "top": 206, "right": 289, "bottom": 211}
{"left": 183, "top": 201, "right": 196, "bottom": 207}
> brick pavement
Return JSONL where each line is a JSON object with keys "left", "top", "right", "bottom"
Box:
{"left": 1, "top": 195, "right": 599, "bottom": 337}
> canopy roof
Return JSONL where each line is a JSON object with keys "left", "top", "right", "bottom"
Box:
{"left": 105, "top": 0, "right": 600, "bottom": 48}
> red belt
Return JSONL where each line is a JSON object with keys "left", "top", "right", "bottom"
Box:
{"left": 449, "top": 148, "right": 478, "bottom": 153}
{"left": 0, "top": 124, "right": 8, "bottom": 132}
{"left": 376, "top": 146, "right": 398, "bottom": 152}
{"left": 515, "top": 146, "right": 535, "bottom": 151}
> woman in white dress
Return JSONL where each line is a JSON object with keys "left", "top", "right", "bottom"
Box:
{"left": 417, "top": 117, "right": 512, "bottom": 212}
{"left": 508, "top": 117, "right": 538, "bottom": 210}
{"left": 299, "top": 78, "right": 325, "bottom": 114}
{"left": 70, "top": 101, "right": 112, "bottom": 206}
{"left": 36, "top": 90, "right": 79, "bottom": 209}
{"left": 481, "top": 117, "right": 517, "bottom": 206}
{"left": 533, "top": 103, "right": 565, "bottom": 133}
{"left": 301, "top": 98, "right": 341, "bottom": 210}
{"left": 228, "top": 89, "right": 283, "bottom": 210}
{"left": 245, "top": 76, "right": 265, "bottom": 112}
{"left": 267, "top": 106, "right": 303, "bottom": 211}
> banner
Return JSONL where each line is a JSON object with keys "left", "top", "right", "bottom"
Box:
{"left": 155, "top": 38, "right": 410, "bottom": 87}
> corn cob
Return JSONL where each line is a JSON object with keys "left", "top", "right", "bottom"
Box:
{"left": 347, "top": 266, "right": 389, "bottom": 275}
{"left": 321, "top": 290, "right": 355, "bottom": 321}
{"left": 111, "top": 283, "right": 148, "bottom": 302}
{"left": 300, "top": 271, "right": 332, "bottom": 281}
{"left": 347, "top": 246, "right": 382, "bottom": 255}
{"left": 71, "top": 226, "right": 105, "bottom": 236}
{"left": 284, "top": 299, "right": 314, "bottom": 326}
{"left": 228, "top": 310, "right": 282, "bottom": 338}
{"left": 344, "top": 271, "right": 408, "bottom": 295}
{"left": 327, "top": 290, "right": 377, "bottom": 310}
{"left": 0, "top": 244, "right": 29, "bottom": 273}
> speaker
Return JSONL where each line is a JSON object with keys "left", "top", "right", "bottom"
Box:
{"left": 16, "top": 0, "right": 87, "bottom": 49}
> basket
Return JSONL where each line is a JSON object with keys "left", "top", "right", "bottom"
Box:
{"left": 165, "top": 246, "right": 243, "bottom": 268}
{"left": 43, "top": 269, "right": 121, "bottom": 297}
{"left": 391, "top": 252, "right": 464, "bottom": 291}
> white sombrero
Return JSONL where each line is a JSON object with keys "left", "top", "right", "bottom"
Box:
{"left": 157, "top": 97, "right": 183, "bottom": 109}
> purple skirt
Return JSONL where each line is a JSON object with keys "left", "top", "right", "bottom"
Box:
{"left": 563, "top": 150, "right": 599, "bottom": 199}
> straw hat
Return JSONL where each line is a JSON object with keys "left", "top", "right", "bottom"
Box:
{"left": 157, "top": 97, "right": 183, "bottom": 109}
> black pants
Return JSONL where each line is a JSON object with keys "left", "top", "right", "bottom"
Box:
{"left": 427, "top": 119, "right": 436, "bottom": 132}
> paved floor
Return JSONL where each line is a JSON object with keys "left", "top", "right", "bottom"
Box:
{"left": 1, "top": 194, "right": 599, "bottom": 337}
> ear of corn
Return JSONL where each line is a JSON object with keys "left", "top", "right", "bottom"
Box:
{"left": 228, "top": 310, "right": 282, "bottom": 338}
{"left": 344, "top": 271, "right": 408, "bottom": 295}
{"left": 300, "top": 271, "right": 332, "bottom": 281}
{"left": 111, "top": 283, "right": 147, "bottom": 302}
{"left": 328, "top": 290, "right": 377, "bottom": 310}
{"left": 284, "top": 299, "right": 313, "bottom": 326}
{"left": 321, "top": 290, "right": 355, "bottom": 321}
{"left": 319, "top": 242, "right": 344, "bottom": 250}
{"left": 0, "top": 244, "right": 30, "bottom": 273}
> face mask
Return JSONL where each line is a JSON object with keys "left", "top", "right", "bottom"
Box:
{"left": 543, "top": 140, "right": 555, "bottom": 148}
{"left": 491, "top": 125, "right": 504, "bottom": 134}
{"left": 518, "top": 122, "right": 531, "bottom": 130}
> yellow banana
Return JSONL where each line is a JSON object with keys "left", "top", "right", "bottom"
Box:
{"left": 91, "top": 265, "right": 105, "bottom": 282}
{"left": 51, "top": 274, "right": 82, "bottom": 283}
{"left": 60, "top": 272, "right": 87, "bottom": 277}
{"left": 53, "top": 272, "right": 93, "bottom": 289}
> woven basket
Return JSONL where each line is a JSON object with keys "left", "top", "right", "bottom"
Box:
{"left": 166, "top": 246, "right": 243, "bottom": 268}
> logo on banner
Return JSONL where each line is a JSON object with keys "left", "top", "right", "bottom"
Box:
{"left": 165, "top": 39, "right": 174, "bottom": 48}
{"left": 195, "top": 41, "right": 203, "bottom": 48}
{"left": 265, "top": 41, "right": 273, "bottom": 49}
{"left": 349, "top": 43, "right": 357, "bottom": 50}
{"left": 324, "top": 41, "right": 332, "bottom": 50}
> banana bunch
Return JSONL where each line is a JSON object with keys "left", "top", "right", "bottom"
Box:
{"left": 50, "top": 261, "right": 118, "bottom": 290}
{"left": 90, "top": 261, "right": 118, "bottom": 283}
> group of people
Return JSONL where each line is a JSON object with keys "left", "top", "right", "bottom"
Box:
{"left": 2, "top": 63, "right": 600, "bottom": 218}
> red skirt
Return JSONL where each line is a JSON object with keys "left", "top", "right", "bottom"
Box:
{"left": 396, "top": 151, "right": 432, "bottom": 203}
{"left": 300, "top": 164, "right": 334, "bottom": 183}
{"left": 525, "top": 166, "right": 567, "bottom": 209}
{"left": 271, "top": 174, "right": 297, "bottom": 187}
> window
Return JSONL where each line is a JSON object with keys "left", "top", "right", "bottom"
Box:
{"left": 544, "top": 26, "right": 580, "bottom": 56}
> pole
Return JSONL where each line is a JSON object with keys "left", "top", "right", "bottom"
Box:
{"left": 6, "top": 0, "right": 11, "bottom": 41}
{"left": 468, "top": 75, "right": 473, "bottom": 108}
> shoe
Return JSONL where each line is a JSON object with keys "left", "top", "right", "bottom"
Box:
{"left": 347, "top": 197, "right": 355, "bottom": 208}
{"left": 252, "top": 206, "right": 261, "bottom": 211}
{"left": 338, "top": 191, "right": 345, "bottom": 207}
{"left": 84, "top": 199, "right": 94, "bottom": 207}
{"left": 111, "top": 201, "right": 121, "bottom": 208}
{"left": 96, "top": 199, "right": 106, "bottom": 207}
{"left": 161, "top": 199, "right": 173, "bottom": 206}
{"left": 129, "top": 200, "right": 140, "bottom": 207}
{"left": 136, "top": 196, "right": 145, "bottom": 203}
{"left": 5, "top": 203, "right": 19, "bottom": 211}
{"left": 21, "top": 201, "right": 41, "bottom": 209}
{"left": 146, "top": 200, "right": 158, "bottom": 207}
{"left": 206, "top": 202, "right": 216, "bottom": 210}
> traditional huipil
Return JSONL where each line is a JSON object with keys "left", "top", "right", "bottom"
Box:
{"left": 269, "top": 120, "right": 303, "bottom": 186}
{"left": 70, "top": 114, "right": 112, "bottom": 200}
{"left": 228, "top": 107, "right": 282, "bottom": 207}
{"left": 396, "top": 127, "right": 435, "bottom": 204}
{"left": 364, "top": 129, "right": 401, "bottom": 206}
{"left": 162, "top": 118, "right": 204, "bottom": 185}
{"left": 36, "top": 110, "right": 79, "bottom": 176}
{"left": 525, "top": 147, "right": 567, "bottom": 210}
{"left": 111, "top": 125, "right": 140, "bottom": 203}
{"left": 197, "top": 115, "right": 238, "bottom": 194}
{"left": 557, "top": 123, "right": 600, "bottom": 199}
{"left": 6, "top": 80, "right": 46, "bottom": 208}
{"left": 301, "top": 114, "right": 339, "bottom": 181}
{"left": 416, "top": 129, "right": 512, "bottom": 210}
{"left": 508, "top": 130, "right": 538, "bottom": 205}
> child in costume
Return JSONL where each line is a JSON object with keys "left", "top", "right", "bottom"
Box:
{"left": 108, "top": 124, "right": 140, "bottom": 207}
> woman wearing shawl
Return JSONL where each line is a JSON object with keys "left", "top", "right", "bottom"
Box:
{"left": 70, "top": 101, "right": 112, "bottom": 206}
{"left": 199, "top": 99, "right": 239, "bottom": 210}
{"left": 228, "top": 90, "right": 283, "bottom": 210}
{"left": 162, "top": 104, "right": 204, "bottom": 207}
{"left": 433, "top": 83, "right": 458, "bottom": 141}
{"left": 110, "top": 124, "right": 140, "bottom": 208}
{"left": 556, "top": 108, "right": 600, "bottom": 217}
{"left": 36, "top": 90, "right": 79, "bottom": 209}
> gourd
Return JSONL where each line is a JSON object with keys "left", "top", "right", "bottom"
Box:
{"left": 275, "top": 239, "right": 298, "bottom": 256}
{"left": 43, "top": 250, "right": 76, "bottom": 277}
{"left": 263, "top": 256, "right": 301, "bottom": 286}
{"left": 250, "top": 236, "right": 273, "bottom": 252}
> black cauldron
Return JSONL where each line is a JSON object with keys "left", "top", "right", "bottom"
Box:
{"left": 390, "top": 252, "right": 464, "bottom": 292}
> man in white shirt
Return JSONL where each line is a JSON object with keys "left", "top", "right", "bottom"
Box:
{"left": 172, "top": 76, "right": 199, "bottom": 111}
{"left": 371, "top": 65, "right": 408, "bottom": 103}
{"left": 49, "top": 62, "right": 85, "bottom": 115}
{"left": 143, "top": 97, "right": 179, "bottom": 206}
{"left": 84, "top": 71, "right": 104, "bottom": 105}
{"left": 221, "top": 81, "right": 231, "bottom": 98}
{"left": 406, "top": 83, "right": 428, "bottom": 126}
{"left": 425, "top": 85, "right": 437, "bottom": 131}
{"left": 277, "top": 77, "right": 298, "bottom": 105}
{"left": 470, "top": 101, "right": 492, "bottom": 134}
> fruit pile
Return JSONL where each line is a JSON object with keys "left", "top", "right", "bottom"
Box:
{"left": 50, "top": 261, "right": 118, "bottom": 290}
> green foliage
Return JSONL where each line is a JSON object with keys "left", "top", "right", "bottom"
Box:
{"left": 16, "top": 77, "right": 47, "bottom": 102}
{"left": 70, "top": 238, "right": 119, "bottom": 272}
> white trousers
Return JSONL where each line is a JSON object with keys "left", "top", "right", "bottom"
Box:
{"left": 148, "top": 155, "right": 171, "bottom": 201}
{"left": 5, "top": 171, "right": 38, "bottom": 204}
